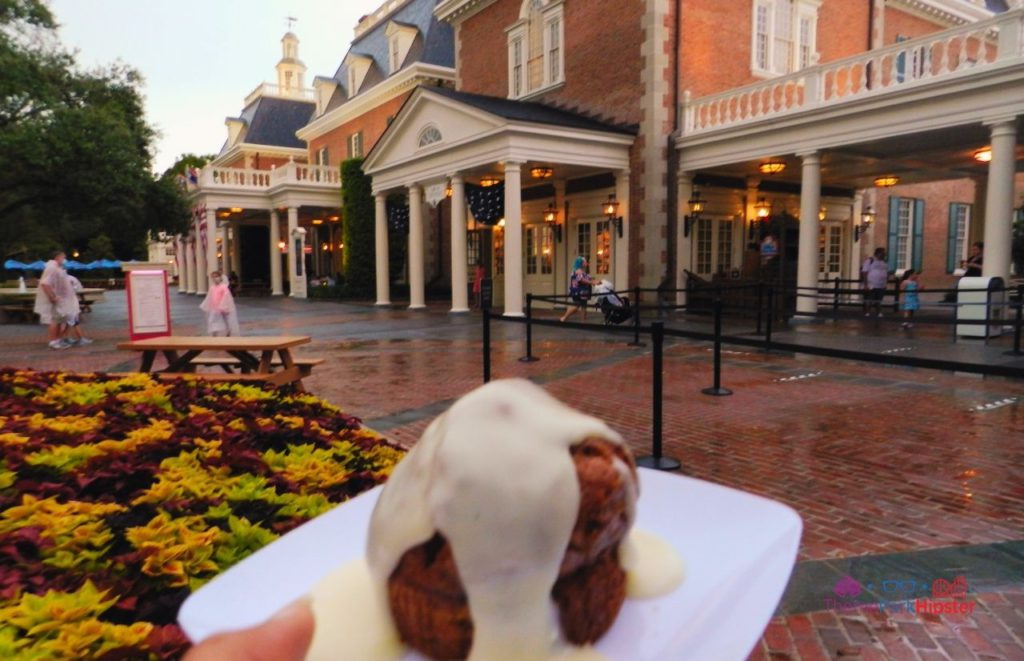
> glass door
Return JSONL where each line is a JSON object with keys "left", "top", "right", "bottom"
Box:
{"left": 574, "top": 219, "right": 612, "bottom": 283}
{"left": 524, "top": 224, "right": 556, "bottom": 298}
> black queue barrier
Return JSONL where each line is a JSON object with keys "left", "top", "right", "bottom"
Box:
{"left": 701, "top": 297, "right": 733, "bottom": 397}
{"left": 635, "top": 322, "right": 681, "bottom": 471}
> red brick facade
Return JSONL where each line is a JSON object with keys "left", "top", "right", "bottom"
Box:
{"left": 307, "top": 93, "right": 409, "bottom": 166}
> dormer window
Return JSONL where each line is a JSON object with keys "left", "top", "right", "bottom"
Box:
{"left": 344, "top": 54, "right": 373, "bottom": 97}
{"left": 385, "top": 21, "right": 419, "bottom": 74}
{"left": 507, "top": 0, "right": 565, "bottom": 99}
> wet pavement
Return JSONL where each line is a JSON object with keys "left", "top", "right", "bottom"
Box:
{"left": 2, "top": 291, "right": 1023, "bottom": 660}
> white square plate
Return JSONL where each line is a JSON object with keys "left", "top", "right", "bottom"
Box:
{"left": 179, "top": 469, "right": 802, "bottom": 660}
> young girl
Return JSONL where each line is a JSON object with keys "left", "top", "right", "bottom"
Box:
{"left": 559, "top": 256, "right": 597, "bottom": 322}
{"left": 200, "top": 271, "right": 241, "bottom": 336}
{"left": 900, "top": 269, "right": 920, "bottom": 328}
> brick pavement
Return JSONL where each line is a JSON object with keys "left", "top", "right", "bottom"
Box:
{"left": 2, "top": 291, "right": 1023, "bottom": 659}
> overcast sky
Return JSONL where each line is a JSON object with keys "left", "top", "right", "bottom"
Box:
{"left": 49, "top": 0, "right": 382, "bottom": 174}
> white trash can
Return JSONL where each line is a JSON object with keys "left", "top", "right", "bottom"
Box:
{"left": 956, "top": 276, "right": 1004, "bottom": 338}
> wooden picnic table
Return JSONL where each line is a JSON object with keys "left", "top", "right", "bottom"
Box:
{"left": 116, "top": 335, "right": 312, "bottom": 389}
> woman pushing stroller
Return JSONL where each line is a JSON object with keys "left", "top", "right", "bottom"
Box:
{"left": 560, "top": 256, "right": 597, "bottom": 322}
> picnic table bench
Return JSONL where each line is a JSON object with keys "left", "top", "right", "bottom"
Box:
{"left": 0, "top": 288, "right": 105, "bottom": 322}
{"left": 116, "top": 336, "right": 316, "bottom": 389}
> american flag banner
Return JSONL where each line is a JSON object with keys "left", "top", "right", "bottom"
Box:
{"left": 466, "top": 183, "right": 504, "bottom": 226}
{"left": 387, "top": 199, "right": 410, "bottom": 234}
{"left": 194, "top": 204, "right": 208, "bottom": 254}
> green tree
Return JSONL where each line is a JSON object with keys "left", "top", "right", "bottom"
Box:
{"left": 0, "top": 0, "right": 183, "bottom": 260}
{"left": 340, "top": 159, "right": 375, "bottom": 297}
{"left": 85, "top": 234, "right": 114, "bottom": 261}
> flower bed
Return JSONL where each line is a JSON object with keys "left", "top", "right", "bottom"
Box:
{"left": 0, "top": 368, "right": 404, "bottom": 659}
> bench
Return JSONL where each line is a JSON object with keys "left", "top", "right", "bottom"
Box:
{"left": 153, "top": 366, "right": 304, "bottom": 388}
{"left": 1, "top": 305, "right": 37, "bottom": 323}
{"left": 189, "top": 356, "right": 324, "bottom": 377}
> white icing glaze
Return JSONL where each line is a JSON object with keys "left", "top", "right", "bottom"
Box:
{"left": 620, "top": 529, "right": 686, "bottom": 599}
{"left": 365, "top": 379, "right": 631, "bottom": 661}
{"left": 306, "top": 558, "right": 403, "bottom": 661}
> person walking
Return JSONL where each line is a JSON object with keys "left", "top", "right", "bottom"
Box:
{"left": 58, "top": 271, "right": 93, "bottom": 346}
{"left": 559, "top": 256, "right": 597, "bottom": 323}
{"left": 861, "top": 247, "right": 890, "bottom": 317}
{"left": 33, "top": 251, "right": 75, "bottom": 350}
{"left": 200, "top": 270, "right": 241, "bottom": 336}
{"left": 900, "top": 269, "right": 921, "bottom": 329}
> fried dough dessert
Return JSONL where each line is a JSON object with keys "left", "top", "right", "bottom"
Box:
{"left": 366, "top": 379, "right": 638, "bottom": 661}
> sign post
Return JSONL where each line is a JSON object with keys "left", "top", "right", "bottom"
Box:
{"left": 122, "top": 262, "right": 172, "bottom": 340}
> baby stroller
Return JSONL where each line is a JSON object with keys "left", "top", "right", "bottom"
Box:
{"left": 593, "top": 280, "right": 631, "bottom": 325}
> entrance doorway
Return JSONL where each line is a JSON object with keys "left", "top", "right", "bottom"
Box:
{"left": 524, "top": 224, "right": 556, "bottom": 300}
{"left": 574, "top": 218, "right": 613, "bottom": 280}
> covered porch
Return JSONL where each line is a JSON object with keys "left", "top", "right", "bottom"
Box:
{"left": 675, "top": 9, "right": 1024, "bottom": 313}
{"left": 363, "top": 87, "right": 636, "bottom": 316}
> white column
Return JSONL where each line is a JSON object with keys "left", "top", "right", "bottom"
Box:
{"left": 503, "top": 161, "right": 524, "bottom": 317}
{"left": 205, "top": 208, "right": 218, "bottom": 280}
{"left": 286, "top": 207, "right": 304, "bottom": 298}
{"left": 175, "top": 236, "right": 186, "bottom": 293}
{"left": 797, "top": 152, "right": 822, "bottom": 315}
{"left": 194, "top": 215, "right": 208, "bottom": 295}
{"left": 849, "top": 191, "right": 865, "bottom": 281}
{"left": 408, "top": 185, "right": 426, "bottom": 309}
{"left": 219, "top": 225, "right": 229, "bottom": 273}
{"left": 450, "top": 175, "right": 469, "bottom": 313}
{"left": 185, "top": 237, "right": 196, "bottom": 294}
{"left": 230, "top": 223, "right": 242, "bottom": 276}
{"left": 675, "top": 173, "right": 694, "bottom": 307}
{"left": 270, "top": 211, "right": 283, "bottom": 295}
{"left": 375, "top": 194, "right": 391, "bottom": 305}
{"left": 982, "top": 118, "right": 1017, "bottom": 280}
{"left": 614, "top": 169, "right": 630, "bottom": 292}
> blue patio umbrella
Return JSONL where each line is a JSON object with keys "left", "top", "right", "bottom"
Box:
{"left": 23, "top": 261, "right": 46, "bottom": 270}
{"left": 84, "top": 260, "right": 103, "bottom": 270}
{"left": 98, "top": 259, "right": 122, "bottom": 269}
{"left": 64, "top": 260, "right": 90, "bottom": 270}
{"left": 3, "top": 259, "right": 28, "bottom": 270}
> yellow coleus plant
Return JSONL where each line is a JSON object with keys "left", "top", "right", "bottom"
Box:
{"left": 125, "top": 512, "right": 223, "bottom": 589}
{"left": 0, "top": 496, "right": 125, "bottom": 571}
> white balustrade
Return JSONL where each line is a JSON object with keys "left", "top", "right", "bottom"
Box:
{"left": 243, "top": 82, "right": 317, "bottom": 106}
{"left": 682, "top": 9, "right": 1023, "bottom": 136}
{"left": 200, "top": 164, "right": 340, "bottom": 191}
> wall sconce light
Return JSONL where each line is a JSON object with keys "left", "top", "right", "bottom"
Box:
{"left": 321, "top": 242, "right": 329, "bottom": 251}
{"left": 873, "top": 175, "right": 900, "bottom": 187}
{"left": 603, "top": 193, "right": 624, "bottom": 238}
{"left": 218, "top": 211, "right": 231, "bottom": 219}
{"left": 754, "top": 196, "right": 772, "bottom": 219}
{"left": 855, "top": 206, "right": 875, "bottom": 242}
{"left": 758, "top": 158, "right": 786, "bottom": 175}
{"left": 818, "top": 206, "right": 827, "bottom": 222}
{"left": 312, "top": 219, "right": 323, "bottom": 225}
{"left": 543, "top": 201, "right": 562, "bottom": 242}
{"left": 480, "top": 176, "right": 501, "bottom": 187}
{"left": 683, "top": 189, "right": 705, "bottom": 238}
{"left": 530, "top": 166, "right": 553, "bottom": 179}
{"left": 973, "top": 148, "right": 992, "bottom": 163}
{"left": 329, "top": 215, "right": 340, "bottom": 222}
{"left": 278, "top": 240, "right": 287, "bottom": 253}
{"left": 445, "top": 183, "right": 453, "bottom": 198}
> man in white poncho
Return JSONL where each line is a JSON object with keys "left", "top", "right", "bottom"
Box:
{"left": 199, "top": 270, "right": 241, "bottom": 336}
{"left": 34, "top": 251, "right": 75, "bottom": 350}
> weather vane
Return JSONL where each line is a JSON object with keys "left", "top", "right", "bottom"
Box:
{"left": 286, "top": 16, "right": 297, "bottom": 31}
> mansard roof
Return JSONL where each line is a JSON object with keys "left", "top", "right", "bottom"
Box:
{"left": 232, "top": 96, "right": 316, "bottom": 150}
{"left": 332, "top": 0, "right": 454, "bottom": 100}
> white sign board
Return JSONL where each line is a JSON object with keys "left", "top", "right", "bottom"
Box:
{"left": 127, "top": 270, "right": 171, "bottom": 339}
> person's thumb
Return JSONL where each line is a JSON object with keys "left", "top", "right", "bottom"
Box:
{"left": 184, "top": 598, "right": 315, "bottom": 661}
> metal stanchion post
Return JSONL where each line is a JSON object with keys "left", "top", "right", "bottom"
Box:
{"left": 833, "top": 277, "right": 840, "bottom": 317}
{"left": 755, "top": 282, "right": 763, "bottom": 335}
{"left": 636, "top": 321, "right": 681, "bottom": 472}
{"left": 1012, "top": 293, "right": 1022, "bottom": 356}
{"left": 765, "top": 287, "right": 774, "bottom": 353}
{"left": 519, "top": 293, "right": 539, "bottom": 363}
{"left": 628, "top": 285, "right": 645, "bottom": 347}
{"left": 482, "top": 306, "right": 491, "bottom": 383}
{"left": 702, "top": 296, "right": 733, "bottom": 397}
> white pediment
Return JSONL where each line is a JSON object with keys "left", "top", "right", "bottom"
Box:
{"left": 364, "top": 88, "right": 505, "bottom": 173}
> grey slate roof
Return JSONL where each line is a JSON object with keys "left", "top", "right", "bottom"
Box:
{"left": 425, "top": 87, "right": 638, "bottom": 136}
{"left": 985, "top": 0, "right": 1009, "bottom": 12}
{"left": 235, "top": 96, "right": 315, "bottom": 149}
{"left": 332, "top": 0, "right": 454, "bottom": 100}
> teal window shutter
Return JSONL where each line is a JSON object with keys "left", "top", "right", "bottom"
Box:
{"left": 946, "top": 204, "right": 959, "bottom": 273}
{"left": 887, "top": 197, "right": 900, "bottom": 264}
{"left": 896, "top": 35, "right": 908, "bottom": 83}
{"left": 912, "top": 199, "right": 925, "bottom": 272}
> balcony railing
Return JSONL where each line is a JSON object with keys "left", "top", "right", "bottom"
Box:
{"left": 244, "top": 82, "right": 317, "bottom": 106}
{"left": 199, "top": 162, "right": 340, "bottom": 191}
{"left": 682, "top": 9, "right": 1024, "bottom": 136}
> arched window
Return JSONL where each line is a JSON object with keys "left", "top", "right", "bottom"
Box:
{"left": 507, "top": 0, "right": 564, "bottom": 99}
{"left": 418, "top": 125, "right": 442, "bottom": 148}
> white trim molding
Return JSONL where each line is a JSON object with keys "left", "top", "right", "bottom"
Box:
{"left": 435, "top": 0, "right": 500, "bottom": 25}
{"left": 887, "top": 0, "right": 995, "bottom": 26}
{"left": 296, "top": 62, "right": 456, "bottom": 142}
{"left": 210, "top": 144, "right": 307, "bottom": 168}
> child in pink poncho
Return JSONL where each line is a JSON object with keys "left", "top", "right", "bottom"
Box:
{"left": 200, "top": 271, "right": 241, "bottom": 336}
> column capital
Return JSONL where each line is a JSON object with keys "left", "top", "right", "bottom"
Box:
{"left": 677, "top": 171, "right": 693, "bottom": 185}
{"left": 374, "top": 192, "right": 388, "bottom": 201}
{"left": 982, "top": 116, "right": 1018, "bottom": 131}
{"left": 797, "top": 151, "right": 820, "bottom": 163}
{"left": 745, "top": 176, "right": 761, "bottom": 189}
{"left": 408, "top": 183, "right": 423, "bottom": 196}
{"left": 448, "top": 173, "right": 464, "bottom": 184}
{"left": 502, "top": 160, "right": 524, "bottom": 171}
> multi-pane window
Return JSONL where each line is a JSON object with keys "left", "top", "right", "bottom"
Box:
{"left": 888, "top": 197, "right": 924, "bottom": 273}
{"left": 467, "top": 230, "right": 482, "bottom": 268}
{"left": 526, "top": 227, "right": 539, "bottom": 275}
{"left": 717, "top": 220, "right": 734, "bottom": 274}
{"left": 507, "top": 0, "right": 565, "bottom": 99}
{"left": 348, "top": 131, "right": 363, "bottom": 159}
{"left": 894, "top": 199, "right": 912, "bottom": 271}
{"left": 389, "top": 36, "right": 401, "bottom": 73}
{"left": 493, "top": 227, "right": 505, "bottom": 276}
{"left": 525, "top": 226, "right": 555, "bottom": 276}
{"left": 696, "top": 219, "right": 734, "bottom": 275}
{"left": 696, "top": 219, "right": 713, "bottom": 274}
{"left": 947, "top": 203, "right": 971, "bottom": 273}
{"left": 316, "top": 147, "right": 329, "bottom": 166}
{"left": 752, "top": 0, "right": 818, "bottom": 76}
{"left": 540, "top": 225, "right": 554, "bottom": 275}
{"left": 595, "top": 220, "right": 611, "bottom": 275}
{"left": 577, "top": 222, "right": 592, "bottom": 269}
